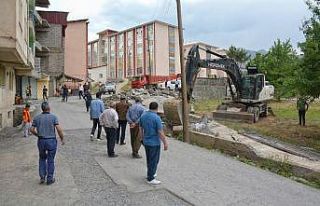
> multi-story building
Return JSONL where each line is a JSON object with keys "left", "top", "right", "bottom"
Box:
{"left": 64, "top": 19, "right": 89, "bottom": 82}
{"left": 184, "top": 42, "right": 227, "bottom": 78}
{"left": 36, "top": 11, "right": 68, "bottom": 96}
{"left": 0, "top": 0, "right": 49, "bottom": 129}
{"left": 88, "top": 20, "right": 181, "bottom": 85}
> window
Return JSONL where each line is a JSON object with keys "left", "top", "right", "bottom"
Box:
{"left": 117, "top": 34, "right": 124, "bottom": 79}
{"left": 127, "top": 31, "right": 134, "bottom": 77}
{"left": 168, "top": 26, "right": 176, "bottom": 74}
{"left": 136, "top": 28, "right": 143, "bottom": 72}
{"left": 0, "top": 67, "right": 5, "bottom": 87}
{"left": 110, "top": 36, "right": 116, "bottom": 79}
{"left": 146, "top": 25, "right": 154, "bottom": 75}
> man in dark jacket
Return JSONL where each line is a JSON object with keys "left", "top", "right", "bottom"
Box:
{"left": 116, "top": 96, "right": 129, "bottom": 145}
{"left": 297, "top": 97, "right": 309, "bottom": 126}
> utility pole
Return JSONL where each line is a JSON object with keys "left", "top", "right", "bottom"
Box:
{"left": 176, "top": 0, "right": 190, "bottom": 143}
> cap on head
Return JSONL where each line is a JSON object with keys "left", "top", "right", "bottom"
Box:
{"left": 41, "top": 101, "right": 50, "bottom": 111}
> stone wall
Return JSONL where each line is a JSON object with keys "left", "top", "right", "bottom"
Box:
{"left": 193, "top": 77, "right": 227, "bottom": 100}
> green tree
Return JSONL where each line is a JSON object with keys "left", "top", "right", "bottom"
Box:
{"left": 250, "top": 39, "right": 299, "bottom": 100}
{"left": 297, "top": 0, "right": 320, "bottom": 98}
{"left": 227, "top": 45, "right": 251, "bottom": 65}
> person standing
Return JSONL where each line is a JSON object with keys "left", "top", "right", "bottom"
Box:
{"left": 79, "top": 84, "right": 84, "bottom": 99}
{"left": 139, "top": 102, "right": 168, "bottom": 185}
{"left": 62, "top": 84, "right": 68, "bottom": 102}
{"left": 84, "top": 90, "right": 92, "bottom": 112}
{"left": 22, "top": 103, "right": 32, "bottom": 138}
{"left": 83, "top": 82, "right": 89, "bottom": 95}
{"left": 297, "top": 97, "right": 309, "bottom": 126}
{"left": 30, "top": 102, "right": 65, "bottom": 185}
{"left": 126, "top": 97, "right": 146, "bottom": 158}
{"left": 42, "top": 85, "right": 48, "bottom": 101}
{"left": 26, "top": 85, "right": 31, "bottom": 100}
{"left": 116, "top": 96, "right": 129, "bottom": 145}
{"left": 100, "top": 102, "right": 119, "bottom": 157}
{"left": 90, "top": 92, "right": 105, "bottom": 141}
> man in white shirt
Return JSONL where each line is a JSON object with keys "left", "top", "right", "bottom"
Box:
{"left": 100, "top": 102, "right": 119, "bottom": 157}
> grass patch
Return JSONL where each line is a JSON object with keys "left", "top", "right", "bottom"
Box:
{"left": 193, "top": 99, "right": 223, "bottom": 115}
{"left": 194, "top": 99, "right": 320, "bottom": 152}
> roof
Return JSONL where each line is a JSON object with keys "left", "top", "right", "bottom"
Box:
{"left": 184, "top": 41, "right": 219, "bottom": 49}
{"left": 88, "top": 39, "right": 99, "bottom": 44}
{"left": 97, "top": 20, "right": 177, "bottom": 37}
{"left": 38, "top": 11, "right": 69, "bottom": 26}
{"left": 57, "top": 73, "right": 83, "bottom": 82}
{"left": 35, "top": 0, "right": 50, "bottom": 8}
{"left": 67, "top": 19, "right": 89, "bottom": 23}
{"left": 97, "top": 29, "right": 118, "bottom": 35}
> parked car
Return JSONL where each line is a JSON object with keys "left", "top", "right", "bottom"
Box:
{"left": 167, "top": 80, "right": 181, "bottom": 90}
{"left": 99, "top": 82, "right": 116, "bottom": 94}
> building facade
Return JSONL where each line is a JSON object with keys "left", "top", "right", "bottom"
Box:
{"left": 0, "top": 0, "right": 50, "bottom": 129}
{"left": 64, "top": 19, "right": 89, "bottom": 81}
{"left": 37, "top": 11, "right": 68, "bottom": 96}
{"left": 88, "top": 20, "right": 181, "bottom": 83}
{"left": 184, "top": 42, "right": 227, "bottom": 78}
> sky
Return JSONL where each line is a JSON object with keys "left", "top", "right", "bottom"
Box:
{"left": 44, "top": 0, "right": 311, "bottom": 51}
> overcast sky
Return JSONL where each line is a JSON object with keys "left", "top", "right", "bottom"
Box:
{"left": 45, "top": 0, "right": 310, "bottom": 51}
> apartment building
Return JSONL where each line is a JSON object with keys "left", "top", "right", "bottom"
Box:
{"left": 88, "top": 20, "right": 181, "bottom": 84}
{"left": 64, "top": 19, "right": 89, "bottom": 81}
{"left": 0, "top": 0, "right": 50, "bottom": 129}
{"left": 184, "top": 42, "right": 227, "bottom": 78}
{"left": 37, "top": 11, "right": 68, "bottom": 96}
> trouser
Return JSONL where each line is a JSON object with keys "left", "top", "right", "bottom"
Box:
{"left": 130, "top": 126, "right": 142, "bottom": 155}
{"left": 43, "top": 93, "right": 48, "bottom": 101}
{"left": 145, "top": 145, "right": 161, "bottom": 181}
{"left": 62, "top": 94, "right": 68, "bottom": 102}
{"left": 104, "top": 127, "right": 117, "bottom": 156}
{"left": 23, "top": 122, "right": 31, "bottom": 137}
{"left": 91, "top": 118, "right": 102, "bottom": 138}
{"left": 37, "top": 138, "right": 57, "bottom": 182}
{"left": 79, "top": 91, "right": 83, "bottom": 99}
{"left": 299, "top": 110, "right": 306, "bottom": 126}
{"left": 117, "top": 120, "right": 127, "bottom": 144}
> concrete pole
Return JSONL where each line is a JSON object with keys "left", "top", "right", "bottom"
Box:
{"left": 176, "top": 0, "right": 190, "bottom": 143}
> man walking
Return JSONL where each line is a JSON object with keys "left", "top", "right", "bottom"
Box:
{"left": 22, "top": 103, "right": 32, "bottom": 138}
{"left": 90, "top": 92, "right": 105, "bottom": 141}
{"left": 79, "top": 83, "right": 84, "bottom": 99}
{"left": 126, "top": 97, "right": 146, "bottom": 158}
{"left": 116, "top": 96, "right": 129, "bottom": 145}
{"left": 30, "top": 102, "right": 64, "bottom": 185}
{"left": 100, "top": 102, "right": 119, "bottom": 157}
{"left": 139, "top": 102, "right": 168, "bottom": 185}
{"left": 42, "top": 85, "right": 48, "bottom": 101}
{"left": 297, "top": 96, "right": 309, "bottom": 126}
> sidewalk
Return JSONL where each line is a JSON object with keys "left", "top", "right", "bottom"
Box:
{"left": 96, "top": 135, "right": 320, "bottom": 206}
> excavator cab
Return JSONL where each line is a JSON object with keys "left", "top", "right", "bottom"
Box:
{"left": 240, "top": 74, "right": 264, "bottom": 101}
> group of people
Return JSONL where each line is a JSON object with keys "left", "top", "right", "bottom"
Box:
{"left": 88, "top": 92, "right": 168, "bottom": 184}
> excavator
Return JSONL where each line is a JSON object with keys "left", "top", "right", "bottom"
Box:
{"left": 185, "top": 45, "right": 274, "bottom": 122}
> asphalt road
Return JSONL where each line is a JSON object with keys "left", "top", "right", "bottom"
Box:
{"left": 1, "top": 96, "right": 319, "bottom": 206}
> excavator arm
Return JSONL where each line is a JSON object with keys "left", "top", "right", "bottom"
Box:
{"left": 186, "top": 45, "right": 243, "bottom": 102}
